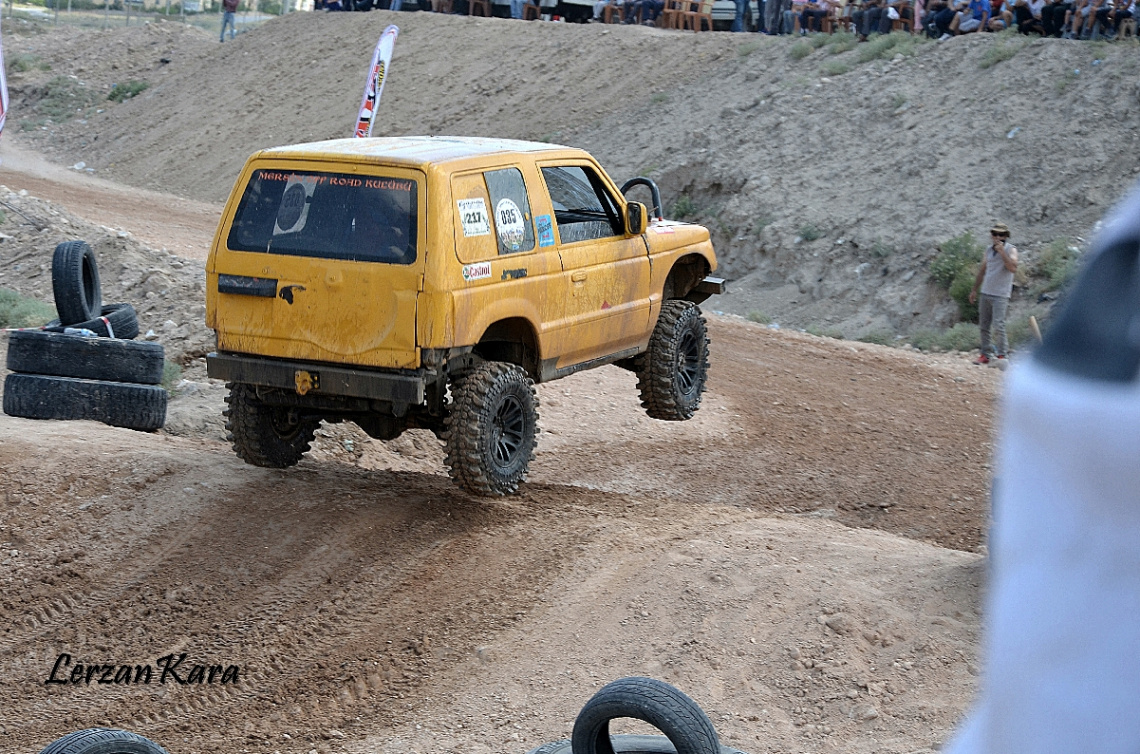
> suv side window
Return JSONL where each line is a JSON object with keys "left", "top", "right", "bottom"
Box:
{"left": 540, "top": 165, "right": 622, "bottom": 245}
{"left": 484, "top": 168, "right": 535, "bottom": 256}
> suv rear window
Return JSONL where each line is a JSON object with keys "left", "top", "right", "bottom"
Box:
{"left": 227, "top": 169, "right": 418, "bottom": 265}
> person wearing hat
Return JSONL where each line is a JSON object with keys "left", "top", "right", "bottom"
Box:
{"left": 969, "top": 222, "right": 1019, "bottom": 365}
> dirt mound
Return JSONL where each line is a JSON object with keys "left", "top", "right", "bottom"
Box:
{"left": 5, "top": 14, "right": 1137, "bottom": 336}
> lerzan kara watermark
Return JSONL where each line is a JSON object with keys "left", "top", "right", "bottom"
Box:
{"left": 46, "top": 653, "right": 241, "bottom": 686}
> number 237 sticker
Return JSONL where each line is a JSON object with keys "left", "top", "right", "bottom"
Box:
{"left": 457, "top": 198, "right": 491, "bottom": 237}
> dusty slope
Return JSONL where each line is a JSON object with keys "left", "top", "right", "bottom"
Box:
{"left": 4, "top": 14, "right": 1137, "bottom": 336}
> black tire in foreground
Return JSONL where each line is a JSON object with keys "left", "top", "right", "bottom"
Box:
{"left": 526, "top": 735, "right": 749, "bottom": 754}
{"left": 46, "top": 303, "right": 140, "bottom": 340}
{"left": 444, "top": 361, "right": 538, "bottom": 496}
{"left": 38, "top": 727, "right": 169, "bottom": 754}
{"left": 3, "top": 374, "right": 166, "bottom": 431}
{"left": 571, "top": 677, "right": 720, "bottom": 754}
{"left": 224, "top": 382, "right": 319, "bottom": 468}
{"left": 51, "top": 240, "right": 103, "bottom": 326}
{"left": 6, "top": 330, "right": 165, "bottom": 384}
{"left": 636, "top": 301, "right": 709, "bottom": 421}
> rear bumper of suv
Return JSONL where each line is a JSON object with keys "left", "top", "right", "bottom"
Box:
{"left": 206, "top": 352, "right": 425, "bottom": 404}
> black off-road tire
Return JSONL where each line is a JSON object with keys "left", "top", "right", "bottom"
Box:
{"left": 444, "top": 361, "right": 538, "bottom": 496}
{"left": 527, "top": 736, "right": 748, "bottom": 754}
{"left": 6, "top": 330, "right": 165, "bottom": 384}
{"left": 3, "top": 374, "right": 167, "bottom": 431}
{"left": 571, "top": 677, "right": 720, "bottom": 754}
{"left": 38, "top": 728, "right": 169, "bottom": 754}
{"left": 224, "top": 382, "right": 319, "bottom": 468}
{"left": 46, "top": 303, "right": 140, "bottom": 340}
{"left": 51, "top": 240, "right": 103, "bottom": 326}
{"left": 636, "top": 301, "right": 709, "bottom": 421}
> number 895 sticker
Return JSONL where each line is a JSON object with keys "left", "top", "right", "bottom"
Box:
{"left": 457, "top": 198, "right": 491, "bottom": 237}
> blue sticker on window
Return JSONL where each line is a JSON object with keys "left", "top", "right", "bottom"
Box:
{"left": 536, "top": 214, "right": 555, "bottom": 247}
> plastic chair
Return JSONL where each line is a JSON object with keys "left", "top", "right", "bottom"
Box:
{"left": 524, "top": 0, "right": 541, "bottom": 17}
{"left": 468, "top": 0, "right": 490, "bottom": 15}
{"left": 659, "top": 0, "right": 685, "bottom": 26}
{"left": 603, "top": 1, "right": 624, "bottom": 21}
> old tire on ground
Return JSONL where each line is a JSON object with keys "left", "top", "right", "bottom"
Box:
{"left": 571, "top": 677, "right": 720, "bottom": 754}
{"left": 38, "top": 727, "right": 168, "bottom": 754}
{"left": 3, "top": 374, "right": 167, "bottom": 431}
{"left": 527, "top": 736, "right": 748, "bottom": 754}
{"left": 224, "top": 382, "right": 319, "bottom": 468}
{"left": 444, "top": 361, "right": 538, "bottom": 496}
{"left": 38, "top": 727, "right": 169, "bottom": 754}
{"left": 51, "top": 240, "right": 102, "bottom": 326}
{"left": 636, "top": 301, "right": 709, "bottom": 421}
{"left": 6, "top": 330, "right": 165, "bottom": 384}
{"left": 46, "top": 303, "right": 140, "bottom": 340}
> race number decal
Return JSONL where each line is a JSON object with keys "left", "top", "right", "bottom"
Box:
{"left": 495, "top": 198, "right": 526, "bottom": 252}
{"left": 462, "top": 262, "right": 492, "bottom": 282}
{"left": 457, "top": 198, "right": 491, "bottom": 237}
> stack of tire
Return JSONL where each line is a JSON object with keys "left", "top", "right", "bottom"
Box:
{"left": 3, "top": 240, "right": 167, "bottom": 431}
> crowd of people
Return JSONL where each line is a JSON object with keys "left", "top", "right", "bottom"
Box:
{"left": 314, "top": 0, "right": 1135, "bottom": 37}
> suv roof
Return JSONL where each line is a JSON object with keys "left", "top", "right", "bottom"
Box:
{"left": 257, "top": 136, "right": 578, "bottom": 169}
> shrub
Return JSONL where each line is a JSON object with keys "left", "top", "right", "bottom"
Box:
{"left": 820, "top": 60, "right": 850, "bottom": 76}
{"left": 909, "top": 323, "right": 981, "bottom": 352}
{"left": 747, "top": 311, "right": 772, "bottom": 324}
{"left": 37, "top": 76, "right": 100, "bottom": 120}
{"left": 739, "top": 40, "right": 761, "bottom": 56}
{"left": 1034, "top": 238, "right": 1081, "bottom": 293}
{"left": 806, "top": 325, "right": 844, "bottom": 339}
{"left": 810, "top": 33, "right": 831, "bottom": 48}
{"left": 871, "top": 241, "right": 892, "bottom": 258}
{"left": 979, "top": 36, "right": 1026, "bottom": 69}
{"left": 799, "top": 223, "right": 824, "bottom": 242}
{"left": 9, "top": 53, "right": 49, "bottom": 72}
{"left": 931, "top": 232, "right": 983, "bottom": 288}
{"left": 161, "top": 360, "right": 183, "bottom": 392}
{"left": 0, "top": 288, "right": 55, "bottom": 328}
{"left": 108, "top": 80, "right": 149, "bottom": 102}
{"left": 857, "top": 330, "right": 894, "bottom": 345}
{"left": 670, "top": 195, "right": 698, "bottom": 220}
{"left": 790, "top": 41, "right": 814, "bottom": 59}
{"left": 828, "top": 33, "right": 857, "bottom": 54}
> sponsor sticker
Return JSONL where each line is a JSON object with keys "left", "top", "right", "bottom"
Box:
{"left": 495, "top": 198, "right": 526, "bottom": 252}
{"left": 457, "top": 198, "right": 491, "bottom": 237}
{"left": 536, "top": 214, "right": 555, "bottom": 247}
{"left": 650, "top": 224, "right": 675, "bottom": 234}
{"left": 462, "top": 262, "right": 492, "bottom": 282}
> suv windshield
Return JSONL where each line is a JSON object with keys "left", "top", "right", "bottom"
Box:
{"left": 228, "top": 169, "right": 418, "bottom": 265}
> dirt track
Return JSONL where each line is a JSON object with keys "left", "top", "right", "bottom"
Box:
{"left": 0, "top": 12, "right": 1021, "bottom": 754}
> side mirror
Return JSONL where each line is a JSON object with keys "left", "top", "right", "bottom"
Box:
{"left": 626, "top": 202, "right": 648, "bottom": 236}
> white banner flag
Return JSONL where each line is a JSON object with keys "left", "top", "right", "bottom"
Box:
{"left": 0, "top": 17, "right": 9, "bottom": 140}
{"left": 353, "top": 24, "right": 399, "bottom": 139}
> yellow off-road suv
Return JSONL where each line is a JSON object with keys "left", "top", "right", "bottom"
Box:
{"left": 205, "top": 136, "right": 722, "bottom": 495}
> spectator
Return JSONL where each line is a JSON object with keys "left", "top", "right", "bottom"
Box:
{"left": 622, "top": 0, "right": 663, "bottom": 23}
{"left": 220, "top": 0, "right": 238, "bottom": 41}
{"left": 509, "top": 0, "right": 524, "bottom": 16}
{"left": 949, "top": 0, "right": 989, "bottom": 34}
{"left": 1062, "top": 0, "right": 1090, "bottom": 36}
{"left": 852, "top": 0, "right": 884, "bottom": 37}
{"left": 1113, "top": 0, "right": 1134, "bottom": 33}
{"left": 988, "top": 0, "right": 1012, "bottom": 26}
{"left": 1011, "top": 0, "right": 1045, "bottom": 31}
{"left": 800, "top": 0, "right": 833, "bottom": 31}
{"left": 1040, "top": 0, "right": 1070, "bottom": 32}
{"left": 732, "top": 0, "right": 749, "bottom": 29}
{"left": 1086, "top": 0, "right": 1115, "bottom": 35}
{"left": 968, "top": 222, "right": 1018, "bottom": 366}
{"left": 925, "top": 0, "right": 957, "bottom": 34}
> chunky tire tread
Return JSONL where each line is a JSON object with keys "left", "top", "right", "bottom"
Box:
{"left": 38, "top": 727, "right": 169, "bottom": 754}
{"left": 51, "top": 240, "right": 102, "bottom": 326}
{"left": 636, "top": 301, "right": 709, "bottom": 421}
{"left": 526, "top": 736, "right": 749, "bottom": 754}
{"left": 224, "top": 382, "right": 318, "bottom": 468}
{"left": 3, "top": 374, "right": 166, "bottom": 431}
{"left": 443, "top": 361, "right": 539, "bottom": 496}
{"left": 572, "top": 677, "right": 720, "bottom": 754}
{"left": 7, "top": 330, "right": 165, "bottom": 384}
{"left": 46, "top": 303, "right": 140, "bottom": 340}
